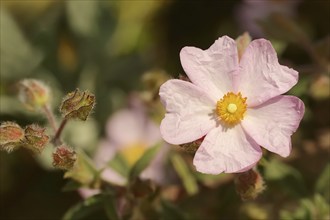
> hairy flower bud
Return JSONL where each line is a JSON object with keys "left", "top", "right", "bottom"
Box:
{"left": 18, "top": 79, "right": 50, "bottom": 111}
{"left": 22, "top": 124, "right": 49, "bottom": 154}
{"left": 0, "top": 122, "right": 24, "bottom": 152}
{"left": 234, "top": 169, "right": 265, "bottom": 201}
{"left": 60, "top": 89, "right": 95, "bottom": 121}
{"left": 53, "top": 145, "right": 77, "bottom": 170}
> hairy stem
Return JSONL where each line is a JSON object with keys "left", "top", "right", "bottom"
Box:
{"left": 53, "top": 118, "right": 67, "bottom": 146}
{"left": 42, "top": 105, "right": 57, "bottom": 133}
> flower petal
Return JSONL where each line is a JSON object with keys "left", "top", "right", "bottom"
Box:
{"left": 238, "top": 39, "right": 298, "bottom": 106}
{"left": 143, "top": 118, "right": 162, "bottom": 147}
{"left": 141, "top": 143, "right": 169, "bottom": 185}
{"left": 193, "top": 125, "right": 262, "bottom": 174}
{"left": 180, "top": 36, "right": 239, "bottom": 101}
{"left": 242, "top": 95, "right": 304, "bottom": 157}
{"left": 160, "top": 79, "right": 216, "bottom": 145}
{"left": 78, "top": 188, "right": 100, "bottom": 199}
{"left": 93, "top": 140, "right": 126, "bottom": 185}
{"left": 106, "top": 109, "right": 145, "bottom": 146}
{"left": 101, "top": 168, "right": 126, "bottom": 186}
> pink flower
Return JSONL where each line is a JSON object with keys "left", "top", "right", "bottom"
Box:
{"left": 79, "top": 99, "right": 168, "bottom": 198}
{"left": 159, "top": 36, "right": 304, "bottom": 175}
{"left": 94, "top": 101, "right": 168, "bottom": 185}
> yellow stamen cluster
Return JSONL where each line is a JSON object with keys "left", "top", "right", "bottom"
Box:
{"left": 216, "top": 92, "right": 247, "bottom": 126}
{"left": 120, "top": 142, "right": 146, "bottom": 166}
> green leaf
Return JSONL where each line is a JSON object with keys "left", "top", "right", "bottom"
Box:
{"left": 314, "top": 194, "right": 330, "bottom": 219}
{"left": 170, "top": 153, "right": 198, "bottom": 195}
{"left": 129, "top": 143, "right": 161, "bottom": 181}
{"left": 103, "top": 194, "right": 119, "bottom": 220}
{"left": 66, "top": 0, "right": 99, "bottom": 37}
{"left": 315, "top": 163, "right": 330, "bottom": 201}
{"left": 288, "top": 75, "right": 310, "bottom": 97}
{"left": 62, "top": 194, "right": 104, "bottom": 220}
{"left": 279, "top": 194, "right": 330, "bottom": 220}
{"left": 265, "top": 159, "right": 301, "bottom": 180}
{"left": 107, "top": 152, "right": 130, "bottom": 178}
{"left": 160, "top": 200, "right": 187, "bottom": 220}
{"left": 62, "top": 180, "right": 83, "bottom": 192}
{"left": 0, "top": 9, "right": 42, "bottom": 80}
{"left": 264, "top": 159, "right": 307, "bottom": 197}
{"left": 64, "top": 150, "right": 98, "bottom": 186}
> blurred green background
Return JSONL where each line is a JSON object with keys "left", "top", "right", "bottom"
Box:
{"left": 0, "top": 0, "right": 329, "bottom": 219}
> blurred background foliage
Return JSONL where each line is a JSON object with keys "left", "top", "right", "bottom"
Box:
{"left": 0, "top": 0, "right": 329, "bottom": 220}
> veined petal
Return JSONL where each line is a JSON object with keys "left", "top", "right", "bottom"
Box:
{"left": 193, "top": 125, "right": 262, "bottom": 174}
{"left": 242, "top": 95, "right": 304, "bottom": 157}
{"left": 160, "top": 79, "right": 216, "bottom": 145}
{"left": 238, "top": 39, "right": 298, "bottom": 106}
{"left": 180, "top": 36, "right": 239, "bottom": 101}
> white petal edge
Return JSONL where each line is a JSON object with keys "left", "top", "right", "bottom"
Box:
{"left": 238, "top": 39, "right": 298, "bottom": 107}
{"left": 193, "top": 125, "right": 262, "bottom": 174}
{"left": 180, "top": 36, "right": 239, "bottom": 101}
{"left": 242, "top": 95, "right": 305, "bottom": 157}
{"left": 160, "top": 79, "right": 216, "bottom": 145}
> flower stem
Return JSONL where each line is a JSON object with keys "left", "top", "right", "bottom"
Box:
{"left": 42, "top": 105, "right": 57, "bottom": 133}
{"left": 53, "top": 118, "right": 67, "bottom": 146}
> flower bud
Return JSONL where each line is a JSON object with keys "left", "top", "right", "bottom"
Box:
{"left": 180, "top": 136, "right": 204, "bottom": 153}
{"left": 22, "top": 124, "right": 49, "bottom": 154}
{"left": 236, "top": 32, "right": 251, "bottom": 61}
{"left": 60, "top": 89, "right": 95, "bottom": 121}
{"left": 64, "top": 150, "right": 96, "bottom": 185}
{"left": 0, "top": 122, "right": 24, "bottom": 152}
{"left": 310, "top": 74, "right": 330, "bottom": 100}
{"left": 140, "top": 70, "right": 171, "bottom": 103}
{"left": 234, "top": 169, "right": 265, "bottom": 201}
{"left": 18, "top": 79, "right": 50, "bottom": 111}
{"left": 53, "top": 145, "right": 77, "bottom": 170}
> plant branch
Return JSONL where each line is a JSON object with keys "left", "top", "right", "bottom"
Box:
{"left": 42, "top": 105, "right": 57, "bottom": 133}
{"left": 52, "top": 118, "right": 68, "bottom": 146}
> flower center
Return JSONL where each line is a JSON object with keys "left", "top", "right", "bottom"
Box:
{"left": 227, "top": 103, "right": 237, "bottom": 113}
{"left": 120, "top": 142, "right": 147, "bottom": 166}
{"left": 216, "top": 92, "right": 247, "bottom": 125}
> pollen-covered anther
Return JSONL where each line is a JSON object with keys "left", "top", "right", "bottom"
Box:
{"left": 216, "top": 92, "right": 247, "bottom": 125}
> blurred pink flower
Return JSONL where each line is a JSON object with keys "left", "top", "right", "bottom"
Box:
{"left": 160, "top": 36, "right": 304, "bottom": 175}
{"left": 97, "top": 98, "right": 168, "bottom": 184}
{"left": 79, "top": 99, "right": 168, "bottom": 198}
{"left": 235, "top": 0, "right": 301, "bottom": 37}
